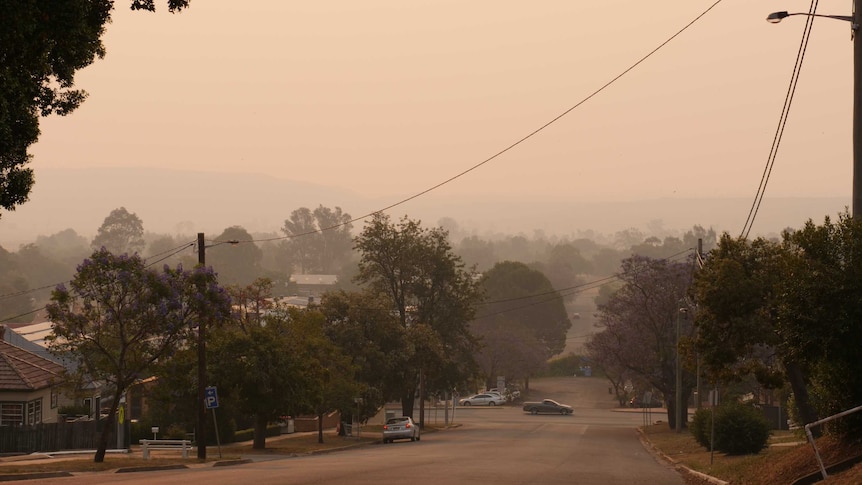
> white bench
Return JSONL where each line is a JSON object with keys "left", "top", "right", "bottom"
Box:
{"left": 139, "top": 439, "right": 192, "bottom": 459}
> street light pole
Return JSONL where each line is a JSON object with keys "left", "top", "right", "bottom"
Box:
{"left": 854, "top": 0, "right": 862, "bottom": 217}
{"left": 197, "top": 232, "right": 207, "bottom": 460}
{"left": 767, "top": 7, "right": 861, "bottom": 216}
{"left": 676, "top": 308, "right": 685, "bottom": 432}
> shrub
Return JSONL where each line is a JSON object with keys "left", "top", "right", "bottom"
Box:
{"left": 689, "top": 403, "right": 771, "bottom": 455}
{"left": 689, "top": 408, "right": 712, "bottom": 448}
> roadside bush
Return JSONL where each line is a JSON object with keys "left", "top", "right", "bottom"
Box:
{"left": 689, "top": 403, "right": 771, "bottom": 454}
{"left": 689, "top": 408, "right": 712, "bottom": 448}
{"left": 714, "top": 402, "right": 771, "bottom": 455}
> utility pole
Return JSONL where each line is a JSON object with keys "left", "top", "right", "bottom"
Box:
{"left": 854, "top": 0, "right": 862, "bottom": 217}
{"left": 676, "top": 308, "right": 683, "bottom": 432}
{"left": 197, "top": 232, "right": 207, "bottom": 460}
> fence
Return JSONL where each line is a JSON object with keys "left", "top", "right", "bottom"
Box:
{"left": 0, "top": 420, "right": 114, "bottom": 454}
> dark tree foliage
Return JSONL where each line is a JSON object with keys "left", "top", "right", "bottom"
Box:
{"left": 46, "top": 248, "right": 231, "bottom": 462}
{"left": 281, "top": 205, "right": 353, "bottom": 275}
{"left": 354, "top": 213, "right": 481, "bottom": 422}
{"left": 474, "top": 261, "right": 571, "bottom": 385}
{"left": 319, "top": 290, "right": 410, "bottom": 418}
{"left": 207, "top": 226, "right": 261, "bottom": 287}
{"left": 91, "top": 207, "right": 145, "bottom": 255}
{"left": 0, "top": 1, "right": 188, "bottom": 215}
{"left": 587, "top": 255, "right": 695, "bottom": 430}
{"left": 693, "top": 212, "right": 862, "bottom": 436}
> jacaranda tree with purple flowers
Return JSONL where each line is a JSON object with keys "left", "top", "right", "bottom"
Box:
{"left": 46, "top": 248, "right": 231, "bottom": 462}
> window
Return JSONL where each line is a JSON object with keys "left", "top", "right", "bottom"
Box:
{"left": 0, "top": 402, "right": 24, "bottom": 426}
{"left": 51, "top": 389, "right": 58, "bottom": 409}
{"left": 27, "top": 399, "right": 42, "bottom": 425}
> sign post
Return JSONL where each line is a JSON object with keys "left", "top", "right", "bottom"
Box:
{"left": 205, "top": 386, "right": 222, "bottom": 458}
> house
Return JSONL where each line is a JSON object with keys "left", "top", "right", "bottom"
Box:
{"left": 289, "top": 274, "right": 338, "bottom": 300}
{"left": 0, "top": 337, "right": 67, "bottom": 425}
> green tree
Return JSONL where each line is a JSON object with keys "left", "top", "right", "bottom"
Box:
{"left": 588, "top": 255, "right": 695, "bottom": 430}
{"left": 319, "top": 290, "right": 409, "bottom": 419}
{"left": 281, "top": 205, "right": 354, "bottom": 274}
{"left": 0, "top": 245, "right": 33, "bottom": 321}
{"left": 209, "top": 304, "right": 341, "bottom": 449}
{"left": 45, "top": 248, "right": 231, "bottom": 462}
{"left": 313, "top": 205, "right": 354, "bottom": 274}
{"left": 455, "top": 235, "right": 497, "bottom": 272}
{"left": 0, "top": 1, "right": 188, "bottom": 214}
{"left": 35, "top": 229, "right": 90, "bottom": 268}
{"left": 354, "top": 213, "right": 481, "bottom": 425}
{"left": 475, "top": 261, "right": 572, "bottom": 387}
{"left": 14, "top": 244, "right": 75, "bottom": 307}
{"left": 207, "top": 226, "right": 261, "bottom": 287}
{"left": 91, "top": 207, "right": 145, "bottom": 255}
{"left": 693, "top": 213, "right": 862, "bottom": 436}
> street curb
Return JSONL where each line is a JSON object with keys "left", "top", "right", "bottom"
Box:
{"left": 213, "top": 458, "right": 253, "bottom": 467}
{"left": 0, "top": 471, "right": 73, "bottom": 482}
{"left": 114, "top": 464, "right": 188, "bottom": 473}
{"left": 636, "top": 427, "right": 728, "bottom": 485}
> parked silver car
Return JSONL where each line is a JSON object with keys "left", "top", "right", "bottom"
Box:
{"left": 458, "top": 393, "right": 506, "bottom": 406}
{"left": 382, "top": 416, "right": 420, "bottom": 443}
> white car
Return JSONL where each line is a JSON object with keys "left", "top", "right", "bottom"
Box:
{"left": 459, "top": 393, "right": 506, "bottom": 406}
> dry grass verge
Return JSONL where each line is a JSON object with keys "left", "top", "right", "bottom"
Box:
{"left": 643, "top": 424, "right": 862, "bottom": 484}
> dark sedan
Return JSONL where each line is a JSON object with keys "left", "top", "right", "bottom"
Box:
{"left": 522, "top": 399, "right": 573, "bottom": 415}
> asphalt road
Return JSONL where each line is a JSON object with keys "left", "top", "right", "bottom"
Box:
{"left": 26, "top": 377, "right": 683, "bottom": 484}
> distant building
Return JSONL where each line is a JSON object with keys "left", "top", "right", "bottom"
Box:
{"left": 289, "top": 274, "right": 338, "bottom": 300}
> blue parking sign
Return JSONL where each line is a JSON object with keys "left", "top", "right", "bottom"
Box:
{"left": 205, "top": 386, "right": 219, "bottom": 409}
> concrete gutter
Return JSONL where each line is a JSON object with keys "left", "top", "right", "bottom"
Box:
{"left": 636, "top": 427, "right": 729, "bottom": 485}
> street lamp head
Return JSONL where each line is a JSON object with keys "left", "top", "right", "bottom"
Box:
{"left": 766, "top": 11, "right": 790, "bottom": 23}
{"left": 766, "top": 10, "right": 854, "bottom": 24}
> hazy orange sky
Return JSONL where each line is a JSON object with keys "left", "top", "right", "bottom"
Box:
{"left": 1, "top": 0, "right": 855, "bottom": 244}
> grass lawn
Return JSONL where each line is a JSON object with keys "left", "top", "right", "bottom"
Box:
{"left": 0, "top": 426, "right": 442, "bottom": 476}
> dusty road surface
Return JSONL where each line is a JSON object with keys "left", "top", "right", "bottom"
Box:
{"left": 21, "top": 377, "right": 681, "bottom": 485}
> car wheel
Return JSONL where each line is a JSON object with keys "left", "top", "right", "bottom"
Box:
{"left": 416, "top": 434, "right": 421, "bottom": 441}
{"left": 410, "top": 435, "right": 416, "bottom": 442}
{"left": 489, "top": 401, "right": 496, "bottom": 406}
{"left": 463, "top": 401, "right": 471, "bottom": 406}
{"left": 530, "top": 408, "right": 538, "bottom": 415}
{"left": 382, "top": 439, "right": 388, "bottom": 444}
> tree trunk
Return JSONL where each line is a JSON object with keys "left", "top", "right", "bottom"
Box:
{"left": 94, "top": 387, "right": 123, "bottom": 463}
{"left": 400, "top": 388, "right": 416, "bottom": 418}
{"left": 317, "top": 411, "right": 324, "bottom": 444}
{"left": 252, "top": 413, "right": 267, "bottom": 449}
{"left": 418, "top": 369, "right": 425, "bottom": 429}
{"left": 786, "top": 360, "right": 820, "bottom": 436}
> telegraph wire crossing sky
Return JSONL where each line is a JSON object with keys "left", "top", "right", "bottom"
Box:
{"left": 0, "top": 1, "right": 854, "bottom": 244}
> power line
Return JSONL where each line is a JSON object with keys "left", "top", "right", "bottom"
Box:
{"left": 235, "top": 1, "right": 727, "bottom": 246}
{"left": 0, "top": 241, "right": 197, "bottom": 322}
{"left": 741, "top": 0, "right": 819, "bottom": 238}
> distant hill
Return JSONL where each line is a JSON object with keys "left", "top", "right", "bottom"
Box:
{"left": 0, "top": 166, "right": 850, "bottom": 248}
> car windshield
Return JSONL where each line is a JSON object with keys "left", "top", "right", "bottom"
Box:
{"left": 387, "top": 418, "right": 409, "bottom": 425}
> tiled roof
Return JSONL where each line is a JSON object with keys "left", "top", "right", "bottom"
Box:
{"left": 0, "top": 340, "right": 66, "bottom": 391}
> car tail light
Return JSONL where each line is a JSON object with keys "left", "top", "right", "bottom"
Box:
{"left": 383, "top": 425, "right": 389, "bottom": 430}
{"left": 404, "top": 422, "right": 411, "bottom": 428}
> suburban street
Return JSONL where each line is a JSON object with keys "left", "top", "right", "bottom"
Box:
{"left": 25, "top": 377, "right": 683, "bottom": 484}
